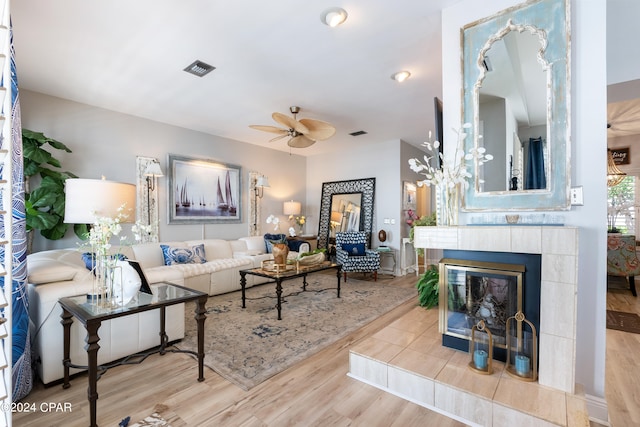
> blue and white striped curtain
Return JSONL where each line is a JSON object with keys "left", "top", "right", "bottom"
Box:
{"left": 0, "top": 22, "right": 32, "bottom": 401}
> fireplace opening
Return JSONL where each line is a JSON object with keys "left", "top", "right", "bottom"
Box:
{"left": 439, "top": 250, "right": 541, "bottom": 363}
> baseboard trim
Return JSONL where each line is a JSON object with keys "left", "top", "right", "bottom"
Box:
{"left": 585, "top": 393, "right": 609, "bottom": 426}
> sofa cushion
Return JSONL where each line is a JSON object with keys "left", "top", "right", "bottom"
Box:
{"left": 28, "top": 264, "right": 81, "bottom": 285}
{"left": 160, "top": 244, "right": 207, "bottom": 265}
{"left": 237, "top": 236, "right": 266, "bottom": 253}
{"left": 187, "top": 239, "right": 233, "bottom": 260}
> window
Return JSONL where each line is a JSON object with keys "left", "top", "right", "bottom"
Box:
{"left": 608, "top": 176, "right": 636, "bottom": 234}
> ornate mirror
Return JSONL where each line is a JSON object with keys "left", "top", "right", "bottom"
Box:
{"left": 462, "top": 0, "right": 570, "bottom": 211}
{"left": 317, "top": 178, "right": 375, "bottom": 251}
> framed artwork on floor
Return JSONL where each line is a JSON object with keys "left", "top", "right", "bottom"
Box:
{"left": 168, "top": 154, "right": 242, "bottom": 224}
{"left": 403, "top": 181, "right": 417, "bottom": 211}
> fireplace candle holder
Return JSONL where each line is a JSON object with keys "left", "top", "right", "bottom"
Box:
{"left": 505, "top": 311, "right": 538, "bottom": 382}
{"left": 468, "top": 320, "right": 493, "bottom": 375}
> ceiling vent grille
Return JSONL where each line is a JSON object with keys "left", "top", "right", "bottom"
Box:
{"left": 183, "top": 60, "right": 216, "bottom": 77}
{"left": 349, "top": 130, "right": 368, "bottom": 136}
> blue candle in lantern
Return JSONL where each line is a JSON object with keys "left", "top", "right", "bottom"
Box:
{"left": 515, "top": 355, "right": 531, "bottom": 375}
{"left": 473, "top": 350, "right": 488, "bottom": 370}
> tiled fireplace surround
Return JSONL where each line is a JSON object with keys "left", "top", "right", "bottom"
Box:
{"left": 348, "top": 226, "right": 588, "bottom": 426}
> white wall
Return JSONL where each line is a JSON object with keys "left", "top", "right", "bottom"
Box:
{"left": 20, "top": 90, "right": 307, "bottom": 251}
{"left": 443, "top": 0, "right": 608, "bottom": 418}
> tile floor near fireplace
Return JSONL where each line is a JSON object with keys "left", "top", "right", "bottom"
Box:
{"left": 348, "top": 306, "right": 590, "bottom": 426}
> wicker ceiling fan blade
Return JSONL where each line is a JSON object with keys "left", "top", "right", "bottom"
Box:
{"left": 249, "top": 125, "right": 288, "bottom": 134}
{"left": 299, "top": 118, "right": 336, "bottom": 141}
{"left": 288, "top": 135, "right": 316, "bottom": 148}
{"left": 272, "top": 112, "right": 309, "bottom": 134}
{"left": 269, "top": 133, "right": 289, "bottom": 142}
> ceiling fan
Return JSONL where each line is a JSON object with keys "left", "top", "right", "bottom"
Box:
{"left": 250, "top": 106, "right": 336, "bottom": 148}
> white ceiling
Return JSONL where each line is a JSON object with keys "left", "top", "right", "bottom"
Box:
{"left": 10, "top": 0, "right": 463, "bottom": 156}
{"left": 10, "top": 1, "right": 640, "bottom": 155}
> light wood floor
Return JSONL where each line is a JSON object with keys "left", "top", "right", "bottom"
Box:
{"left": 605, "top": 280, "right": 640, "bottom": 427}
{"left": 13, "top": 274, "right": 637, "bottom": 426}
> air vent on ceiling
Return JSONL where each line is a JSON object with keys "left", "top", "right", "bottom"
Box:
{"left": 183, "top": 60, "right": 216, "bottom": 77}
{"left": 349, "top": 130, "right": 368, "bottom": 136}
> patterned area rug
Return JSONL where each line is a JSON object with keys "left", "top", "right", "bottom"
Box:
{"left": 606, "top": 310, "right": 640, "bottom": 334}
{"left": 176, "top": 275, "right": 416, "bottom": 390}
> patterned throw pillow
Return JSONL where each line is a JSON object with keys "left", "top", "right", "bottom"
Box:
{"left": 264, "top": 233, "right": 287, "bottom": 253}
{"left": 341, "top": 243, "right": 366, "bottom": 257}
{"left": 160, "top": 244, "right": 207, "bottom": 265}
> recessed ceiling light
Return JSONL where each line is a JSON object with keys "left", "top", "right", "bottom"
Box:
{"left": 391, "top": 71, "right": 411, "bottom": 82}
{"left": 183, "top": 60, "right": 215, "bottom": 77}
{"left": 321, "top": 7, "right": 348, "bottom": 27}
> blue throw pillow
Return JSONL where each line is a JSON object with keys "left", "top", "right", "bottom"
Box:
{"left": 160, "top": 244, "right": 207, "bottom": 265}
{"left": 341, "top": 243, "right": 366, "bottom": 256}
{"left": 264, "top": 233, "right": 287, "bottom": 253}
{"left": 82, "top": 252, "right": 127, "bottom": 271}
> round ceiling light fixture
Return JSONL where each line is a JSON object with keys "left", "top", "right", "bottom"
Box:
{"left": 321, "top": 7, "right": 348, "bottom": 27}
{"left": 391, "top": 70, "right": 411, "bottom": 82}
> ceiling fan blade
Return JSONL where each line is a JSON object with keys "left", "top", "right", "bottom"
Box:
{"left": 288, "top": 135, "right": 316, "bottom": 148}
{"left": 269, "top": 134, "right": 288, "bottom": 142}
{"left": 249, "top": 125, "right": 287, "bottom": 134}
{"left": 299, "top": 118, "right": 336, "bottom": 141}
{"left": 272, "top": 112, "right": 309, "bottom": 134}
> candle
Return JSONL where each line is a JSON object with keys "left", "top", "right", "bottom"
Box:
{"left": 473, "top": 350, "right": 488, "bottom": 370}
{"left": 515, "top": 355, "right": 531, "bottom": 376}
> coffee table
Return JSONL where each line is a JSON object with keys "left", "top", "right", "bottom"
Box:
{"left": 239, "top": 261, "right": 342, "bottom": 320}
{"left": 59, "top": 282, "right": 208, "bottom": 427}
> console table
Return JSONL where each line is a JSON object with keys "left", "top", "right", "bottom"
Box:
{"left": 59, "top": 282, "right": 208, "bottom": 427}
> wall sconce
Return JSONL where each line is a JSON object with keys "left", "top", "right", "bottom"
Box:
{"left": 144, "top": 159, "right": 164, "bottom": 226}
{"left": 253, "top": 175, "right": 270, "bottom": 232}
{"left": 505, "top": 311, "right": 538, "bottom": 381}
{"left": 469, "top": 320, "right": 493, "bottom": 375}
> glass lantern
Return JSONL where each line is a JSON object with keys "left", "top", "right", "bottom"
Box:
{"left": 505, "top": 311, "right": 538, "bottom": 381}
{"left": 468, "top": 319, "right": 493, "bottom": 374}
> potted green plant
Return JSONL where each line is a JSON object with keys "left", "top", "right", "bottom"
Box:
{"left": 416, "top": 264, "right": 439, "bottom": 308}
{"left": 22, "top": 129, "right": 85, "bottom": 251}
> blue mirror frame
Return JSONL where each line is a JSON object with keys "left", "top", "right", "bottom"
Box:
{"left": 461, "top": 0, "right": 570, "bottom": 211}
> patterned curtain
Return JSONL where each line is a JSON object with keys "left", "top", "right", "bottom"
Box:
{"left": 0, "top": 23, "right": 32, "bottom": 401}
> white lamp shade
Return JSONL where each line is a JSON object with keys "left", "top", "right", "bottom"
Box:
{"left": 64, "top": 178, "right": 136, "bottom": 224}
{"left": 256, "top": 176, "right": 270, "bottom": 188}
{"left": 144, "top": 161, "right": 164, "bottom": 177}
{"left": 283, "top": 200, "right": 301, "bottom": 215}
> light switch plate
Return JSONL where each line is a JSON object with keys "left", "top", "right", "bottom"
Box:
{"left": 571, "top": 186, "right": 584, "bottom": 206}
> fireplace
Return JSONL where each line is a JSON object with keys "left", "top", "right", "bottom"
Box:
{"left": 439, "top": 251, "right": 541, "bottom": 365}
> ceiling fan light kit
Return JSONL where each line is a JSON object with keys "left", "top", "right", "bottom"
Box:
{"left": 391, "top": 70, "right": 411, "bottom": 82}
{"left": 321, "top": 7, "right": 348, "bottom": 27}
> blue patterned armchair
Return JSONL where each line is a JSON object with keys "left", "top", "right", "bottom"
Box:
{"left": 335, "top": 231, "right": 380, "bottom": 281}
{"left": 607, "top": 234, "right": 640, "bottom": 296}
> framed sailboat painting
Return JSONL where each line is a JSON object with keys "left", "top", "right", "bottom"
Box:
{"left": 168, "top": 154, "right": 242, "bottom": 224}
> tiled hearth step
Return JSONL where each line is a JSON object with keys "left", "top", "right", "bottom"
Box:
{"left": 347, "top": 307, "right": 590, "bottom": 427}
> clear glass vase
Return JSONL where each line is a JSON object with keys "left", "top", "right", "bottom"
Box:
{"left": 437, "top": 184, "right": 460, "bottom": 226}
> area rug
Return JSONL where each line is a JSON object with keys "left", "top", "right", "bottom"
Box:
{"left": 176, "top": 275, "right": 417, "bottom": 390}
{"left": 606, "top": 310, "right": 640, "bottom": 334}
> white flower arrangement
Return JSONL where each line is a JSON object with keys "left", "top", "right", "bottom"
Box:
{"left": 408, "top": 123, "right": 493, "bottom": 191}
{"left": 266, "top": 214, "right": 280, "bottom": 231}
{"left": 84, "top": 204, "right": 154, "bottom": 256}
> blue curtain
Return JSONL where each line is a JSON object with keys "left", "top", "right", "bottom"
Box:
{"left": 0, "top": 23, "right": 32, "bottom": 401}
{"left": 524, "top": 137, "right": 546, "bottom": 190}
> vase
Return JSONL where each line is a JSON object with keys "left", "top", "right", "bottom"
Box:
{"left": 437, "top": 184, "right": 460, "bottom": 226}
{"left": 272, "top": 243, "right": 289, "bottom": 265}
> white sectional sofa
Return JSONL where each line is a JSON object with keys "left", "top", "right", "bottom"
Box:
{"left": 27, "top": 235, "right": 309, "bottom": 385}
